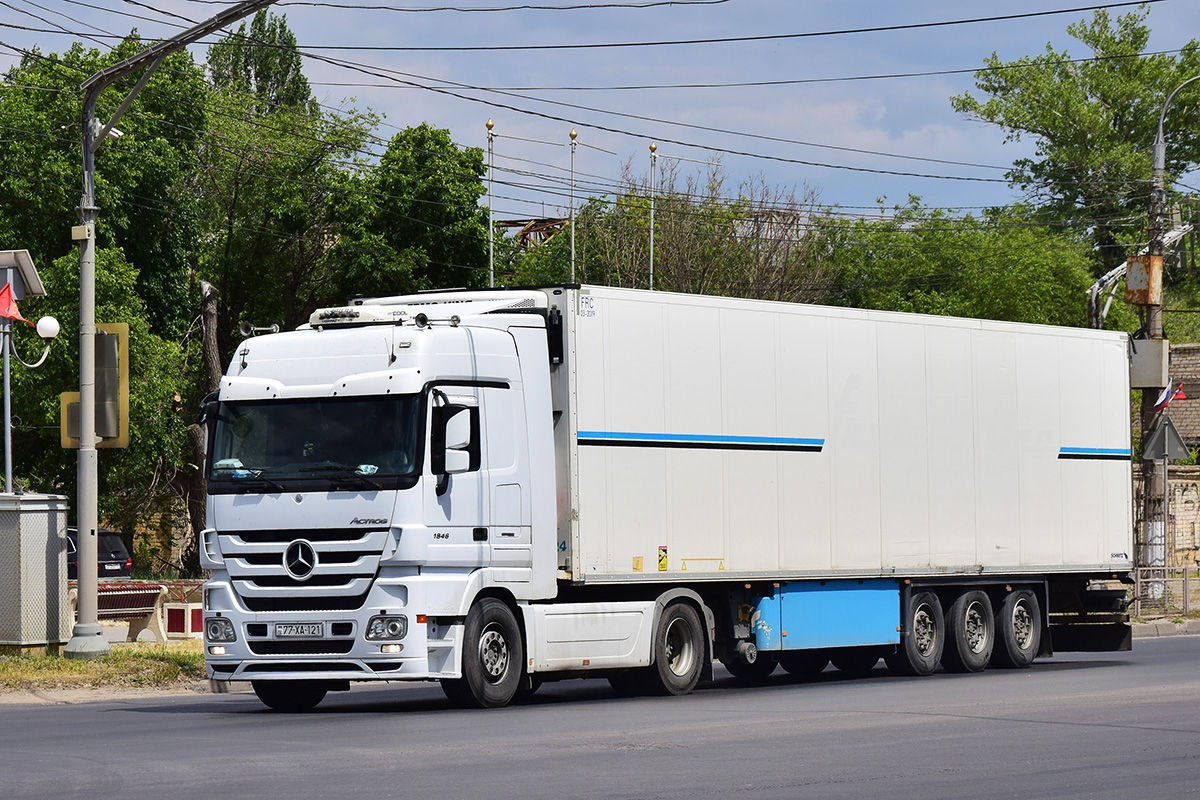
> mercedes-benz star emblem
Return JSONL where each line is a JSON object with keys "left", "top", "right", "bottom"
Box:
{"left": 283, "top": 539, "right": 317, "bottom": 581}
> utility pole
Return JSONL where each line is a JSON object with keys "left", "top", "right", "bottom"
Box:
{"left": 649, "top": 142, "right": 657, "bottom": 290}
{"left": 66, "top": 0, "right": 277, "bottom": 660}
{"left": 1138, "top": 75, "right": 1200, "bottom": 584}
{"left": 486, "top": 119, "right": 494, "bottom": 288}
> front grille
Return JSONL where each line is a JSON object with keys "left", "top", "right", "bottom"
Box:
{"left": 243, "top": 593, "right": 369, "bottom": 613}
{"left": 248, "top": 640, "right": 355, "bottom": 655}
{"left": 217, "top": 527, "right": 389, "bottom": 612}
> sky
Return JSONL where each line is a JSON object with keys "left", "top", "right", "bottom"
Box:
{"left": 2, "top": 0, "right": 1199, "bottom": 222}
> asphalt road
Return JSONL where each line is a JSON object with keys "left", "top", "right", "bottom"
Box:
{"left": 6, "top": 637, "right": 1200, "bottom": 800}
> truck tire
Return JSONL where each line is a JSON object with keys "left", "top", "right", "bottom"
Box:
{"left": 884, "top": 590, "right": 944, "bottom": 677}
{"left": 778, "top": 651, "right": 829, "bottom": 677}
{"left": 721, "top": 653, "right": 777, "bottom": 683}
{"left": 942, "top": 590, "right": 994, "bottom": 673}
{"left": 443, "top": 597, "right": 524, "bottom": 708}
{"left": 252, "top": 680, "right": 327, "bottom": 712}
{"left": 830, "top": 649, "right": 879, "bottom": 676}
{"left": 650, "top": 602, "right": 705, "bottom": 696}
{"left": 992, "top": 590, "right": 1041, "bottom": 669}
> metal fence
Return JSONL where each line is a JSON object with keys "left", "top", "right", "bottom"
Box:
{"left": 1131, "top": 567, "right": 1198, "bottom": 618}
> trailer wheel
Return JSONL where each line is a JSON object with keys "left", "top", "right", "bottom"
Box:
{"left": 650, "top": 602, "right": 705, "bottom": 696}
{"left": 778, "top": 651, "right": 829, "bottom": 677}
{"left": 992, "top": 590, "right": 1041, "bottom": 669}
{"left": 252, "top": 680, "right": 327, "bottom": 712}
{"left": 884, "top": 591, "right": 944, "bottom": 676}
{"left": 443, "top": 597, "right": 524, "bottom": 708}
{"left": 942, "top": 590, "right": 994, "bottom": 673}
{"left": 830, "top": 649, "right": 879, "bottom": 676}
{"left": 721, "top": 653, "right": 776, "bottom": 683}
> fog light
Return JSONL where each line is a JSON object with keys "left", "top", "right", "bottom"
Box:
{"left": 381, "top": 644, "right": 403, "bottom": 654}
{"left": 205, "top": 616, "right": 237, "bottom": 643}
{"left": 209, "top": 646, "right": 226, "bottom": 656}
{"left": 365, "top": 614, "right": 407, "bottom": 640}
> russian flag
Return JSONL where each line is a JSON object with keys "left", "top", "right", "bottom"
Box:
{"left": 1152, "top": 380, "right": 1187, "bottom": 413}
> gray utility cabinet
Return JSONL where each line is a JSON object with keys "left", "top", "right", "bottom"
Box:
{"left": 0, "top": 494, "right": 69, "bottom": 647}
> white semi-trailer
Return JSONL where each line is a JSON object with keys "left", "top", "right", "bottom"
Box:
{"left": 202, "top": 285, "right": 1133, "bottom": 710}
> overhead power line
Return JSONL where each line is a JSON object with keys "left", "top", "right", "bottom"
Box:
{"left": 242, "top": 1, "right": 1168, "bottom": 52}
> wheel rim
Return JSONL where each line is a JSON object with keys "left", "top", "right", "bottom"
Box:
{"left": 663, "top": 616, "right": 696, "bottom": 677}
{"left": 912, "top": 603, "right": 937, "bottom": 657}
{"left": 478, "top": 623, "right": 510, "bottom": 683}
{"left": 1011, "top": 599, "right": 1034, "bottom": 651}
{"left": 964, "top": 600, "right": 989, "bottom": 654}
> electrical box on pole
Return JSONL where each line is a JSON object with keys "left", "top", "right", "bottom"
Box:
{"left": 60, "top": 322, "right": 128, "bottom": 449}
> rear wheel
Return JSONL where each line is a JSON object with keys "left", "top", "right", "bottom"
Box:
{"left": 252, "top": 680, "right": 328, "bottom": 712}
{"left": 942, "top": 590, "right": 994, "bottom": 673}
{"left": 992, "top": 590, "right": 1041, "bottom": 669}
{"left": 885, "top": 591, "right": 944, "bottom": 677}
{"left": 441, "top": 597, "right": 524, "bottom": 708}
{"left": 650, "top": 602, "right": 706, "bottom": 696}
{"left": 831, "top": 649, "right": 879, "bottom": 676}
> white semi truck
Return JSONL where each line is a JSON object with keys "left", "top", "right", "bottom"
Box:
{"left": 202, "top": 285, "right": 1134, "bottom": 711}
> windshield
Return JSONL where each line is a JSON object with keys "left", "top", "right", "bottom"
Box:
{"left": 209, "top": 395, "right": 421, "bottom": 488}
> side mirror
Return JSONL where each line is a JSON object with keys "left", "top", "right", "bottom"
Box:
{"left": 431, "top": 401, "right": 479, "bottom": 496}
{"left": 198, "top": 391, "right": 220, "bottom": 425}
{"left": 442, "top": 407, "right": 473, "bottom": 474}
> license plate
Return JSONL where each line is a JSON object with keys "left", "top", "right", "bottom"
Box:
{"left": 103, "top": 563, "right": 119, "bottom": 570}
{"left": 275, "top": 622, "right": 323, "bottom": 638}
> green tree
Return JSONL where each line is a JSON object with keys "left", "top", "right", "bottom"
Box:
{"left": 0, "top": 35, "right": 209, "bottom": 338}
{"left": 950, "top": 6, "right": 1200, "bottom": 273}
{"left": 816, "top": 200, "right": 1132, "bottom": 329}
{"left": 11, "top": 249, "right": 195, "bottom": 539}
{"left": 369, "top": 123, "right": 490, "bottom": 291}
{"left": 207, "top": 10, "right": 314, "bottom": 113}
{"left": 504, "top": 161, "right": 834, "bottom": 304}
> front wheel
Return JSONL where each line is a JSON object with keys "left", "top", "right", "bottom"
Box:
{"left": 252, "top": 680, "right": 328, "bottom": 712}
{"left": 992, "top": 590, "right": 1041, "bottom": 669}
{"left": 885, "top": 591, "right": 944, "bottom": 677}
{"left": 942, "top": 590, "right": 994, "bottom": 673}
{"left": 442, "top": 597, "right": 524, "bottom": 708}
{"left": 650, "top": 602, "right": 706, "bottom": 696}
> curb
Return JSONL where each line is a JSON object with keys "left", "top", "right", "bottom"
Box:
{"left": 1132, "top": 619, "right": 1200, "bottom": 638}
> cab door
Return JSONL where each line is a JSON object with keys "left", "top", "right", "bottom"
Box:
{"left": 423, "top": 388, "right": 489, "bottom": 567}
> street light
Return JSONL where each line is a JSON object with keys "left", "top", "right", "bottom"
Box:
{"left": 66, "top": 0, "right": 278, "bottom": 660}
{"left": 0, "top": 249, "right": 59, "bottom": 495}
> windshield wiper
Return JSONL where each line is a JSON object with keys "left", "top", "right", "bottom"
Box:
{"left": 232, "top": 475, "right": 286, "bottom": 493}
{"left": 299, "top": 462, "right": 383, "bottom": 491}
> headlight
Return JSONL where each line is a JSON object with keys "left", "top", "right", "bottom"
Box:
{"left": 205, "top": 616, "right": 237, "bottom": 643}
{"left": 365, "top": 615, "right": 407, "bottom": 641}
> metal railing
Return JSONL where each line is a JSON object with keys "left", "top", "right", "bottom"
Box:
{"left": 1132, "top": 567, "right": 1196, "bottom": 618}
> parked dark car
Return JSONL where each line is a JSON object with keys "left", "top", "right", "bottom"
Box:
{"left": 66, "top": 528, "right": 132, "bottom": 579}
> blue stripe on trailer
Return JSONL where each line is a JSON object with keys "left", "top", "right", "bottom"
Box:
{"left": 577, "top": 431, "right": 824, "bottom": 452}
{"left": 1058, "top": 446, "right": 1131, "bottom": 461}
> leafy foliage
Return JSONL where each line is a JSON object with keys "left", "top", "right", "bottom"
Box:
{"left": 951, "top": 7, "right": 1200, "bottom": 273}
{"left": 816, "top": 199, "right": 1133, "bottom": 329}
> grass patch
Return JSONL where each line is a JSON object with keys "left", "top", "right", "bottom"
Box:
{"left": 0, "top": 640, "right": 206, "bottom": 692}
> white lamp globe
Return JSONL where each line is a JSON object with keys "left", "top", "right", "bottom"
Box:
{"left": 35, "top": 316, "right": 60, "bottom": 342}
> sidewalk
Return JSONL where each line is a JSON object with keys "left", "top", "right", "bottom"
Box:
{"left": 1132, "top": 618, "right": 1200, "bottom": 638}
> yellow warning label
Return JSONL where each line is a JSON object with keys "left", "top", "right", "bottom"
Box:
{"left": 633, "top": 556, "right": 643, "bottom": 572}
{"left": 658, "top": 546, "right": 668, "bottom": 571}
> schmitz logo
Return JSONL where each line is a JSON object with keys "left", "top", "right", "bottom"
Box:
{"left": 351, "top": 517, "right": 388, "bottom": 525}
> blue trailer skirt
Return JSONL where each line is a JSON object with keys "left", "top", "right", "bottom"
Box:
{"left": 752, "top": 579, "right": 901, "bottom": 651}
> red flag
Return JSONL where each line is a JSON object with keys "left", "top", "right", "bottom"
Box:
{"left": 0, "top": 284, "right": 33, "bottom": 326}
